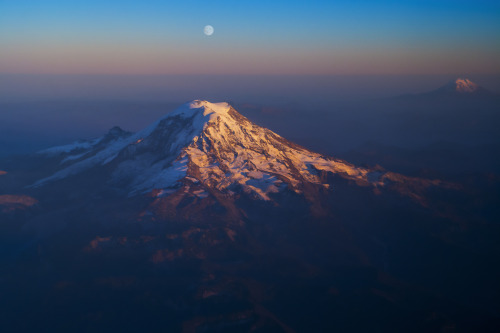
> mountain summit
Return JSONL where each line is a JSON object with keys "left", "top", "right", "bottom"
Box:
{"left": 444, "top": 78, "right": 479, "bottom": 93}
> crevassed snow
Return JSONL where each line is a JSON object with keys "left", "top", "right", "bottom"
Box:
{"left": 128, "top": 157, "right": 189, "bottom": 195}
{"left": 173, "top": 101, "right": 378, "bottom": 200}
{"left": 33, "top": 100, "right": 385, "bottom": 201}
{"left": 454, "top": 78, "right": 479, "bottom": 93}
{"left": 129, "top": 99, "right": 378, "bottom": 200}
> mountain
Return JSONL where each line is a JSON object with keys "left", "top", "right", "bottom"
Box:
{"left": 1, "top": 100, "right": 499, "bottom": 332}
{"left": 399, "top": 78, "right": 497, "bottom": 100}
{"left": 369, "top": 78, "right": 500, "bottom": 146}
{"left": 430, "top": 78, "right": 495, "bottom": 96}
{"left": 442, "top": 78, "right": 481, "bottom": 93}
{"left": 31, "top": 100, "right": 445, "bottom": 219}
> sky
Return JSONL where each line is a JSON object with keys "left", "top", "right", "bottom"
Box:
{"left": 1, "top": 0, "right": 500, "bottom": 75}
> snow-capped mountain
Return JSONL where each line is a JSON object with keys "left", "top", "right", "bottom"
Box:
{"left": 33, "top": 100, "right": 445, "bottom": 218}
{"left": 427, "top": 78, "right": 493, "bottom": 97}
{"left": 396, "top": 78, "right": 496, "bottom": 101}
{"left": 445, "top": 78, "right": 479, "bottom": 93}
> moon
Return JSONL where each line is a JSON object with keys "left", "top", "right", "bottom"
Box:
{"left": 204, "top": 25, "right": 214, "bottom": 36}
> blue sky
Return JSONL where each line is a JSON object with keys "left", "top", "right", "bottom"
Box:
{"left": 1, "top": 0, "right": 499, "bottom": 74}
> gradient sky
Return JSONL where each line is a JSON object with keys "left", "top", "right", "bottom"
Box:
{"left": 1, "top": 0, "right": 500, "bottom": 75}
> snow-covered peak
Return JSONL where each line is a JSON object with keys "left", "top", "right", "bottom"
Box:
{"left": 168, "top": 100, "right": 231, "bottom": 119}
{"left": 448, "top": 78, "right": 479, "bottom": 93}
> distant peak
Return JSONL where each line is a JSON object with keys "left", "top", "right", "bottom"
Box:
{"left": 447, "top": 78, "right": 479, "bottom": 93}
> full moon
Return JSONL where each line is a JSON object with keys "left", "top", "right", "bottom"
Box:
{"left": 204, "top": 25, "right": 214, "bottom": 36}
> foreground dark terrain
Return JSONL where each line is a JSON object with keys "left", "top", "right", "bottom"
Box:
{"left": 1, "top": 97, "right": 500, "bottom": 332}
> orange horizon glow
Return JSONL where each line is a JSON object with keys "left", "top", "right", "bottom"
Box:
{"left": 2, "top": 2, "right": 499, "bottom": 76}
{"left": 1, "top": 41, "right": 499, "bottom": 76}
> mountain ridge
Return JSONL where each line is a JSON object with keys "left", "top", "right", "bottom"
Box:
{"left": 30, "top": 100, "right": 453, "bottom": 221}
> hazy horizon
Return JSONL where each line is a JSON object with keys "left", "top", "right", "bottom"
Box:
{"left": 2, "top": 0, "right": 499, "bottom": 157}
{"left": 2, "top": 74, "right": 500, "bottom": 102}
{"left": 1, "top": 73, "right": 499, "bottom": 158}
